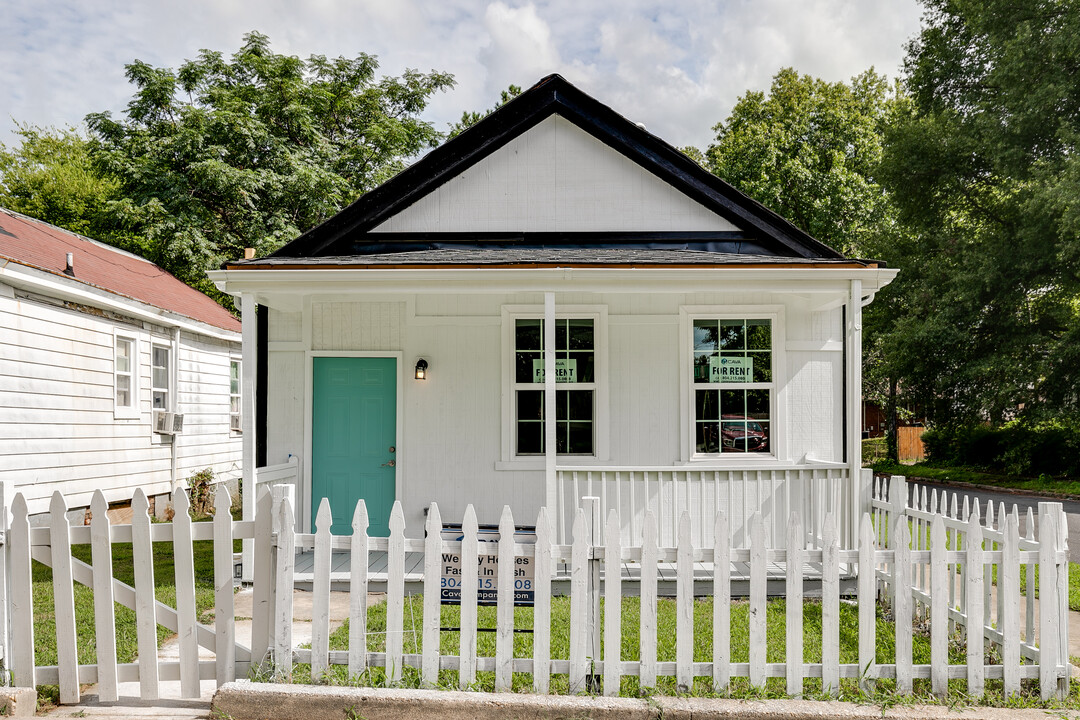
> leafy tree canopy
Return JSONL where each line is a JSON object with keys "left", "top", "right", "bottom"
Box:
{"left": 705, "top": 68, "right": 902, "bottom": 256}
{"left": 878, "top": 0, "right": 1080, "bottom": 424}
{"left": 448, "top": 84, "right": 522, "bottom": 138}
{"left": 84, "top": 31, "right": 454, "bottom": 300}
{"left": 0, "top": 124, "right": 141, "bottom": 251}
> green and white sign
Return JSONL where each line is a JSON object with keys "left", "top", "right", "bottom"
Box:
{"left": 710, "top": 356, "right": 753, "bottom": 383}
{"left": 532, "top": 358, "right": 577, "bottom": 383}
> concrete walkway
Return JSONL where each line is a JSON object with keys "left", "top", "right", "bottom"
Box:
{"left": 41, "top": 588, "right": 363, "bottom": 719}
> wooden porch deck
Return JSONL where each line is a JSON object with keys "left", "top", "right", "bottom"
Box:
{"left": 291, "top": 549, "right": 855, "bottom": 595}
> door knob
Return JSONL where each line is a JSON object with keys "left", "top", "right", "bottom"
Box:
{"left": 381, "top": 459, "right": 396, "bottom": 467}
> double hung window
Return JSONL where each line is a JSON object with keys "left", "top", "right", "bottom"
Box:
{"left": 513, "top": 318, "right": 595, "bottom": 455}
{"left": 230, "top": 360, "right": 242, "bottom": 433}
{"left": 151, "top": 344, "right": 171, "bottom": 410}
{"left": 114, "top": 333, "right": 139, "bottom": 419}
{"left": 692, "top": 318, "right": 773, "bottom": 455}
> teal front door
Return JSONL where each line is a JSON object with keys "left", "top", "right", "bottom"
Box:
{"left": 311, "top": 357, "right": 397, "bottom": 535}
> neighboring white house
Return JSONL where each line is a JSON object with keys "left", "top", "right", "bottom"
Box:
{"left": 0, "top": 208, "right": 243, "bottom": 515}
{"left": 210, "top": 75, "right": 898, "bottom": 554}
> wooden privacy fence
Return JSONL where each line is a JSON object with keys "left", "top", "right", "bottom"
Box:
{"left": 260, "top": 482, "right": 1070, "bottom": 700}
{"left": 2, "top": 484, "right": 251, "bottom": 703}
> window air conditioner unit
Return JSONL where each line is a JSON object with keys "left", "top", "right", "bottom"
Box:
{"left": 153, "top": 410, "right": 184, "bottom": 435}
{"left": 153, "top": 410, "right": 174, "bottom": 435}
{"left": 230, "top": 414, "right": 242, "bottom": 432}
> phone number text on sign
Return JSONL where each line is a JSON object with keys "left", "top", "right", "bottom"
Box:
{"left": 440, "top": 547, "right": 534, "bottom": 606}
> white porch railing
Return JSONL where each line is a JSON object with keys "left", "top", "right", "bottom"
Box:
{"left": 555, "top": 465, "right": 860, "bottom": 549}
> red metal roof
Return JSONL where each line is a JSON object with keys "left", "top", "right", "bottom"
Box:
{"left": 0, "top": 209, "right": 241, "bottom": 333}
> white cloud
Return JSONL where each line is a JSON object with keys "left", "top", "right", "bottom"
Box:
{"left": 0, "top": 0, "right": 923, "bottom": 152}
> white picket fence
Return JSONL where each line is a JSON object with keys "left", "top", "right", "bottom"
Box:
{"left": 872, "top": 475, "right": 1071, "bottom": 699}
{"left": 259, "top": 478, "right": 1070, "bottom": 700}
{"left": 2, "top": 484, "right": 251, "bottom": 703}
{"left": 0, "top": 475, "right": 1071, "bottom": 704}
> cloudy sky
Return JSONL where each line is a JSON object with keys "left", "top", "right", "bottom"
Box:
{"left": 1, "top": 0, "right": 924, "bottom": 152}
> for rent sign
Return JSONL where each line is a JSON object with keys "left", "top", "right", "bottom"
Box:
{"left": 709, "top": 355, "right": 753, "bottom": 383}
{"left": 439, "top": 527, "right": 536, "bottom": 606}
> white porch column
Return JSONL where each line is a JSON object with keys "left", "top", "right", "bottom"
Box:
{"left": 241, "top": 293, "right": 258, "bottom": 582}
{"left": 847, "top": 279, "right": 863, "bottom": 547}
{"left": 544, "top": 292, "right": 557, "bottom": 524}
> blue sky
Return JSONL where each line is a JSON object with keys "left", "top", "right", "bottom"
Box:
{"left": 0, "top": 0, "right": 923, "bottom": 152}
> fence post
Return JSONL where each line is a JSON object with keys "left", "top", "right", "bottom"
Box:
{"left": 582, "top": 496, "right": 602, "bottom": 693}
{"left": 1037, "top": 502, "right": 1062, "bottom": 701}
{"left": 887, "top": 475, "right": 907, "bottom": 605}
{"left": 1039, "top": 502, "right": 1070, "bottom": 700}
{"left": 0, "top": 479, "right": 10, "bottom": 687}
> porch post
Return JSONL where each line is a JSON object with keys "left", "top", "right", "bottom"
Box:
{"left": 241, "top": 292, "right": 258, "bottom": 582}
{"left": 847, "top": 279, "right": 863, "bottom": 547}
{"left": 544, "top": 292, "right": 557, "bottom": 527}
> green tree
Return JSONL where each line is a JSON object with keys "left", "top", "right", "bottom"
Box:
{"left": 448, "top": 84, "right": 522, "bottom": 138}
{"left": 878, "top": 0, "right": 1080, "bottom": 424}
{"left": 0, "top": 125, "right": 141, "bottom": 251}
{"left": 85, "top": 31, "right": 454, "bottom": 301}
{"left": 705, "top": 68, "right": 901, "bottom": 256}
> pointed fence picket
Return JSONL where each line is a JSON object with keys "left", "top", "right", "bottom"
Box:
{"left": 1, "top": 472, "right": 1070, "bottom": 706}
{"left": 2, "top": 482, "right": 256, "bottom": 705}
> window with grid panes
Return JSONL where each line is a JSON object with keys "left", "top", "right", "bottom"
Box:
{"left": 230, "top": 360, "right": 241, "bottom": 433}
{"left": 514, "top": 318, "right": 594, "bottom": 455}
{"left": 115, "top": 337, "right": 135, "bottom": 410}
{"left": 692, "top": 319, "right": 772, "bottom": 454}
{"left": 151, "top": 344, "right": 170, "bottom": 410}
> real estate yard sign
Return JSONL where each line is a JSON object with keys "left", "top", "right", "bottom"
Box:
{"left": 440, "top": 529, "right": 535, "bottom": 606}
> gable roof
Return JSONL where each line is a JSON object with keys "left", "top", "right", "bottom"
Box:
{"left": 0, "top": 209, "right": 241, "bottom": 333}
{"left": 264, "top": 74, "right": 845, "bottom": 263}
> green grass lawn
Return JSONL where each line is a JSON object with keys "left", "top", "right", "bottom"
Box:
{"left": 870, "top": 458, "right": 1080, "bottom": 497}
{"left": 276, "top": 594, "right": 1076, "bottom": 707}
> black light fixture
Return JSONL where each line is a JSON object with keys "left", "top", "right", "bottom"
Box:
{"left": 414, "top": 358, "right": 428, "bottom": 380}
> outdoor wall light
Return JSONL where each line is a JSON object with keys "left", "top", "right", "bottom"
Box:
{"left": 414, "top": 358, "right": 428, "bottom": 380}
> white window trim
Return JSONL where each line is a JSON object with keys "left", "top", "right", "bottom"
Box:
{"left": 230, "top": 357, "right": 243, "bottom": 434}
{"left": 151, "top": 342, "right": 172, "bottom": 412}
{"left": 499, "top": 304, "right": 609, "bottom": 468}
{"left": 679, "top": 305, "right": 787, "bottom": 464}
{"left": 113, "top": 329, "right": 140, "bottom": 420}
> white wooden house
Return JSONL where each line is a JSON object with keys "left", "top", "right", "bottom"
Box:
{"left": 209, "top": 75, "right": 897, "bottom": 555}
{"left": 0, "top": 209, "right": 243, "bottom": 515}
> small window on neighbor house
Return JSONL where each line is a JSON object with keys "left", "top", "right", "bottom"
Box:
{"left": 152, "top": 345, "right": 170, "bottom": 410}
{"left": 115, "top": 338, "right": 134, "bottom": 410}
{"left": 230, "top": 360, "right": 242, "bottom": 433}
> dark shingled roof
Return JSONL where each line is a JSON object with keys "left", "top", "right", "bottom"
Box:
{"left": 238, "top": 74, "right": 854, "bottom": 269}
{"left": 234, "top": 248, "right": 877, "bottom": 268}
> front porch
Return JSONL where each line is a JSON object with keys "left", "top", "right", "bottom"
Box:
{"left": 290, "top": 547, "right": 857, "bottom": 596}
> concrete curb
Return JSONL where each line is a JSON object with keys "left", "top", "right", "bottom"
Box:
{"left": 0, "top": 686, "right": 36, "bottom": 717}
{"left": 211, "top": 681, "right": 1075, "bottom": 720}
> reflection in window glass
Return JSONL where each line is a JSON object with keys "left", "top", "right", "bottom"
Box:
{"left": 692, "top": 319, "right": 772, "bottom": 454}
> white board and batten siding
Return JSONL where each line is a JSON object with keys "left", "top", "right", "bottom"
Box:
{"left": 264, "top": 288, "right": 848, "bottom": 534}
{"left": 0, "top": 285, "right": 241, "bottom": 514}
{"left": 371, "top": 115, "right": 739, "bottom": 234}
